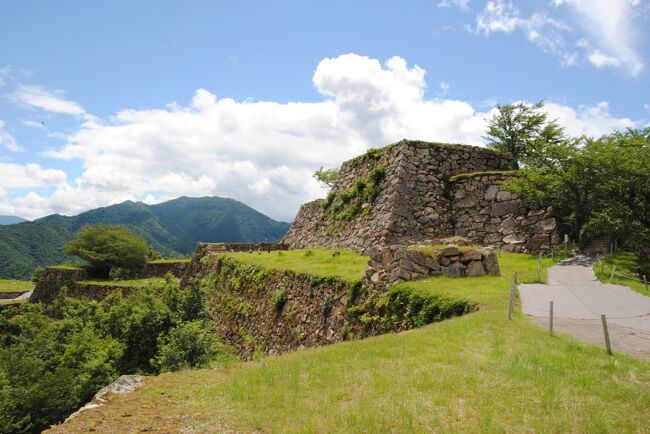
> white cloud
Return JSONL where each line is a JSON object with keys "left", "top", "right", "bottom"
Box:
{"left": 10, "top": 85, "right": 96, "bottom": 121}
{"left": 21, "top": 120, "right": 46, "bottom": 129}
{"left": 0, "top": 120, "right": 24, "bottom": 152}
{"left": 0, "top": 54, "right": 639, "bottom": 221}
{"left": 558, "top": 0, "right": 644, "bottom": 75}
{"left": 439, "top": 81, "right": 450, "bottom": 95}
{"left": 473, "top": 1, "right": 577, "bottom": 65}
{"left": 0, "top": 163, "right": 67, "bottom": 190}
{"left": 544, "top": 101, "right": 636, "bottom": 138}
{"left": 438, "top": 0, "right": 471, "bottom": 10}
{"left": 467, "top": 0, "right": 644, "bottom": 75}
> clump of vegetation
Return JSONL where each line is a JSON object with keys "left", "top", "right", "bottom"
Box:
{"left": 313, "top": 166, "right": 340, "bottom": 188}
{"left": 322, "top": 295, "right": 335, "bottom": 316}
{"left": 63, "top": 225, "right": 152, "bottom": 278}
{"left": 0, "top": 278, "right": 232, "bottom": 432}
{"left": 270, "top": 289, "right": 288, "bottom": 312}
{"left": 320, "top": 163, "right": 387, "bottom": 221}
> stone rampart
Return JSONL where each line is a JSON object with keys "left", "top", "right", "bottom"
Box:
{"left": 365, "top": 244, "right": 500, "bottom": 286}
{"left": 451, "top": 172, "right": 559, "bottom": 252}
{"left": 141, "top": 260, "right": 190, "bottom": 278}
{"left": 283, "top": 140, "right": 514, "bottom": 252}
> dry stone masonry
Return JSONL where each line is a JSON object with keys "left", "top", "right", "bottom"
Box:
{"left": 284, "top": 140, "right": 559, "bottom": 253}
{"left": 365, "top": 243, "right": 500, "bottom": 286}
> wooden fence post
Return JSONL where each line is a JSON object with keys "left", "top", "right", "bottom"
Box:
{"left": 508, "top": 272, "right": 517, "bottom": 321}
{"left": 601, "top": 314, "right": 612, "bottom": 355}
{"left": 537, "top": 253, "right": 542, "bottom": 283}
{"left": 609, "top": 266, "right": 616, "bottom": 283}
{"left": 644, "top": 275, "right": 648, "bottom": 292}
{"left": 549, "top": 301, "right": 554, "bottom": 336}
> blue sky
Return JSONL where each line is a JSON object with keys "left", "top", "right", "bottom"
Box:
{"left": 0, "top": 0, "right": 648, "bottom": 221}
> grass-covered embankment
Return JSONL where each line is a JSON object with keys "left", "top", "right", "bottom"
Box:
{"left": 49, "top": 251, "right": 650, "bottom": 433}
{"left": 594, "top": 252, "right": 650, "bottom": 297}
{"left": 224, "top": 248, "right": 369, "bottom": 283}
{"left": 0, "top": 279, "right": 33, "bottom": 292}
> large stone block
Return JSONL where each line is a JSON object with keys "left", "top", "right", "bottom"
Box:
{"left": 466, "top": 260, "right": 486, "bottom": 277}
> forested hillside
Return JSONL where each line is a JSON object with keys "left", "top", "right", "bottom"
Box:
{"left": 0, "top": 196, "right": 289, "bottom": 279}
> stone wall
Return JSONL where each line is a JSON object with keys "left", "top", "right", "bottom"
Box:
{"left": 451, "top": 172, "right": 559, "bottom": 252}
{"left": 365, "top": 244, "right": 500, "bottom": 286}
{"left": 283, "top": 140, "right": 514, "bottom": 252}
{"left": 31, "top": 267, "right": 90, "bottom": 303}
{"left": 181, "top": 243, "right": 473, "bottom": 359}
{"left": 0, "top": 290, "right": 30, "bottom": 299}
{"left": 141, "top": 260, "right": 190, "bottom": 278}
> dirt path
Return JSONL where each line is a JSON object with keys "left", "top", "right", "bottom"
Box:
{"left": 519, "top": 255, "right": 650, "bottom": 360}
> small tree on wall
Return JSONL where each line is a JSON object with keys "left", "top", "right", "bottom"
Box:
{"left": 485, "top": 101, "right": 564, "bottom": 169}
{"left": 63, "top": 225, "right": 151, "bottom": 278}
{"left": 313, "top": 166, "right": 339, "bottom": 188}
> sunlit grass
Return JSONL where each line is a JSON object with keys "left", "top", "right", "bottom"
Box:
{"left": 50, "top": 250, "right": 650, "bottom": 433}
{"left": 594, "top": 251, "right": 649, "bottom": 296}
{"left": 224, "top": 248, "right": 369, "bottom": 283}
{"left": 0, "top": 279, "right": 34, "bottom": 292}
{"left": 78, "top": 277, "right": 178, "bottom": 287}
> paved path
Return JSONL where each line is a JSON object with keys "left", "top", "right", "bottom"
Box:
{"left": 14, "top": 289, "right": 33, "bottom": 300}
{"left": 519, "top": 255, "right": 650, "bottom": 360}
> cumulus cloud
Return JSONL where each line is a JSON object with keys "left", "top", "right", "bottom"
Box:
{"left": 10, "top": 85, "right": 96, "bottom": 121}
{"left": 1, "top": 54, "right": 640, "bottom": 221}
{"left": 544, "top": 101, "right": 636, "bottom": 137}
{"left": 438, "top": 0, "right": 471, "bottom": 10}
{"left": 0, "top": 120, "right": 24, "bottom": 152}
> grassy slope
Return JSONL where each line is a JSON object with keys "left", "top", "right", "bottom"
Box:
{"left": 224, "top": 248, "right": 369, "bottom": 283}
{"left": 49, "top": 251, "right": 650, "bottom": 433}
{"left": 594, "top": 252, "right": 650, "bottom": 297}
{"left": 78, "top": 277, "right": 178, "bottom": 287}
{"left": 0, "top": 279, "right": 34, "bottom": 292}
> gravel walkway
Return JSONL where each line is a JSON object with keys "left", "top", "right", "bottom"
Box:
{"left": 519, "top": 255, "right": 650, "bottom": 360}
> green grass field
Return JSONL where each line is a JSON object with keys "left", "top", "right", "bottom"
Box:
{"left": 51, "top": 250, "right": 650, "bottom": 433}
{"left": 224, "top": 248, "right": 369, "bottom": 283}
{"left": 594, "top": 252, "right": 650, "bottom": 297}
{"left": 148, "top": 259, "right": 191, "bottom": 264}
{"left": 0, "top": 279, "right": 34, "bottom": 292}
{"left": 78, "top": 277, "right": 178, "bottom": 287}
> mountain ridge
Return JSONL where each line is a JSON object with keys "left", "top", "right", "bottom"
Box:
{"left": 0, "top": 215, "right": 27, "bottom": 225}
{"left": 0, "top": 196, "right": 290, "bottom": 279}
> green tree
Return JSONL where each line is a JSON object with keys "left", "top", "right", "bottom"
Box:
{"left": 485, "top": 101, "right": 565, "bottom": 169}
{"left": 63, "top": 225, "right": 151, "bottom": 278}
{"left": 506, "top": 128, "right": 650, "bottom": 247}
{"left": 313, "top": 166, "right": 339, "bottom": 188}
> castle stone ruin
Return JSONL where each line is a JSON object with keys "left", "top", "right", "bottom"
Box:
{"left": 283, "top": 140, "right": 559, "bottom": 253}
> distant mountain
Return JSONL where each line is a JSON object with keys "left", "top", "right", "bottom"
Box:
{"left": 0, "top": 196, "right": 290, "bottom": 279}
{"left": 0, "top": 215, "right": 27, "bottom": 225}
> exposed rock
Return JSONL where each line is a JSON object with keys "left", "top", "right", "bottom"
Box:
{"left": 462, "top": 249, "right": 482, "bottom": 261}
{"left": 483, "top": 249, "right": 500, "bottom": 276}
{"left": 441, "top": 246, "right": 460, "bottom": 257}
{"left": 466, "top": 261, "right": 486, "bottom": 277}
{"left": 443, "top": 262, "right": 466, "bottom": 278}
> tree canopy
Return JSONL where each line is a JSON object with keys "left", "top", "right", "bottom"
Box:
{"left": 485, "top": 101, "right": 565, "bottom": 169}
{"left": 62, "top": 225, "right": 151, "bottom": 277}
{"left": 505, "top": 128, "right": 650, "bottom": 252}
{"left": 313, "top": 166, "right": 339, "bottom": 189}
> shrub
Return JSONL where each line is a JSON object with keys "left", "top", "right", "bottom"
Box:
{"left": 270, "top": 289, "right": 288, "bottom": 312}
{"left": 152, "top": 320, "right": 232, "bottom": 372}
{"left": 322, "top": 296, "right": 335, "bottom": 316}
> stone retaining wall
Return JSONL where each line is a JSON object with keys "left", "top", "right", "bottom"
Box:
{"left": 141, "top": 260, "right": 190, "bottom": 278}
{"left": 284, "top": 140, "right": 559, "bottom": 254}
{"left": 365, "top": 244, "right": 500, "bottom": 286}
{"left": 451, "top": 173, "right": 559, "bottom": 252}
{"left": 31, "top": 267, "right": 90, "bottom": 303}
{"left": 0, "top": 290, "right": 30, "bottom": 299}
